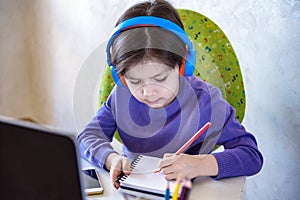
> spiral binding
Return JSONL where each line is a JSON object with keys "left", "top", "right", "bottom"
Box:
{"left": 119, "top": 155, "right": 143, "bottom": 182}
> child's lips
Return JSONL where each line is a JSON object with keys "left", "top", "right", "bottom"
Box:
{"left": 145, "top": 98, "right": 161, "bottom": 105}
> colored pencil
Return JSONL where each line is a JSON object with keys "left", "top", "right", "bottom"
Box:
{"left": 154, "top": 122, "right": 211, "bottom": 174}
{"left": 164, "top": 181, "right": 170, "bottom": 200}
{"left": 175, "top": 122, "right": 211, "bottom": 155}
{"left": 179, "top": 179, "right": 192, "bottom": 200}
{"left": 171, "top": 176, "right": 181, "bottom": 200}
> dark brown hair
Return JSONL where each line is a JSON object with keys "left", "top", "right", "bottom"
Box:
{"left": 110, "top": 0, "right": 186, "bottom": 75}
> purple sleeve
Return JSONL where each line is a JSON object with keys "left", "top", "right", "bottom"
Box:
{"left": 77, "top": 95, "right": 118, "bottom": 169}
{"left": 212, "top": 105, "right": 264, "bottom": 179}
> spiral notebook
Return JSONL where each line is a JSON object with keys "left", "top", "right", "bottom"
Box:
{"left": 119, "top": 155, "right": 182, "bottom": 199}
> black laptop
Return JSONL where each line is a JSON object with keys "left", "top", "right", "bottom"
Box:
{"left": 0, "top": 116, "right": 85, "bottom": 200}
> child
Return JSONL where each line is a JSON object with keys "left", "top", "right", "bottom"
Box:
{"left": 78, "top": 0, "right": 263, "bottom": 189}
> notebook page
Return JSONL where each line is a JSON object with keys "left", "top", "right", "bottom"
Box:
{"left": 120, "top": 155, "right": 180, "bottom": 196}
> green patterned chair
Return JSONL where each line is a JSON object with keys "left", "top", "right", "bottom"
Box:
{"left": 98, "top": 9, "right": 246, "bottom": 141}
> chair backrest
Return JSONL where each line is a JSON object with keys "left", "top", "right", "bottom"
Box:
{"left": 99, "top": 9, "right": 246, "bottom": 122}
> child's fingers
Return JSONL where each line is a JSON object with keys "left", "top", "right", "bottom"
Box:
{"left": 122, "top": 157, "right": 131, "bottom": 175}
{"left": 109, "top": 155, "right": 125, "bottom": 189}
{"left": 110, "top": 166, "right": 122, "bottom": 189}
{"left": 161, "top": 165, "right": 174, "bottom": 174}
{"left": 113, "top": 181, "right": 120, "bottom": 189}
{"left": 163, "top": 153, "right": 173, "bottom": 158}
{"left": 109, "top": 156, "right": 131, "bottom": 189}
{"left": 164, "top": 172, "right": 178, "bottom": 181}
{"left": 158, "top": 154, "right": 176, "bottom": 169}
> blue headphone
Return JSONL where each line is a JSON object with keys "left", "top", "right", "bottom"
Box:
{"left": 106, "top": 16, "right": 196, "bottom": 86}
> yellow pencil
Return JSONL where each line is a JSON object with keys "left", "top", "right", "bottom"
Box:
{"left": 172, "top": 176, "right": 181, "bottom": 200}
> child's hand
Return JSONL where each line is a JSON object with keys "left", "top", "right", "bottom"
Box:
{"left": 105, "top": 153, "right": 131, "bottom": 189}
{"left": 158, "top": 153, "right": 218, "bottom": 180}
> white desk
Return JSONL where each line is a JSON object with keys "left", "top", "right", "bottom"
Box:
{"left": 82, "top": 142, "right": 246, "bottom": 200}
{"left": 84, "top": 166, "right": 246, "bottom": 200}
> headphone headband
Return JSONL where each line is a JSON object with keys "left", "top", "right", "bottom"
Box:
{"left": 106, "top": 16, "right": 196, "bottom": 86}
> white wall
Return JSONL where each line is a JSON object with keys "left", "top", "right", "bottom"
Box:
{"left": 171, "top": 0, "right": 300, "bottom": 199}
{"left": 0, "top": 0, "right": 299, "bottom": 199}
{"left": 0, "top": 1, "right": 32, "bottom": 119}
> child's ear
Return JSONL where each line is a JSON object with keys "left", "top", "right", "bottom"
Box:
{"left": 174, "top": 64, "right": 179, "bottom": 73}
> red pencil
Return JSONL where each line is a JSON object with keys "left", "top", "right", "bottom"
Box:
{"left": 175, "top": 122, "right": 211, "bottom": 155}
{"left": 154, "top": 122, "right": 211, "bottom": 173}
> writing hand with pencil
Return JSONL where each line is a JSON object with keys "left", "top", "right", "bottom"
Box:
{"left": 158, "top": 153, "right": 219, "bottom": 180}
{"left": 157, "top": 122, "right": 219, "bottom": 180}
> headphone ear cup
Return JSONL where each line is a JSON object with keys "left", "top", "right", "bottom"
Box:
{"left": 110, "top": 65, "right": 126, "bottom": 86}
{"left": 179, "top": 57, "right": 186, "bottom": 76}
{"left": 179, "top": 45, "right": 196, "bottom": 76}
{"left": 118, "top": 74, "right": 127, "bottom": 86}
{"left": 183, "top": 48, "right": 196, "bottom": 76}
{"left": 184, "top": 62, "right": 194, "bottom": 76}
{"left": 179, "top": 55, "right": 195, "bottom": 76}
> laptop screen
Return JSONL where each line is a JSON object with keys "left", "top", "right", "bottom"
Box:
{"left": 0, "top": 117, "right": 84, "bottom": 200}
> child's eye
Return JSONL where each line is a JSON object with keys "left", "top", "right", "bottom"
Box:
{"left": 155, "top": 76, "right": 167, "bottom": 82}
{"left": 129, "top": 80, "right": 141, "bottom": 85}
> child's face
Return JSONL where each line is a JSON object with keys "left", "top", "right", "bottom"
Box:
{"left": 124, "top": 60, "right": 180, "bottom": 108}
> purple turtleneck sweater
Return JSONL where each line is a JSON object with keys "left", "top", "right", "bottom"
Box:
{"left": 78, "top": 75, "right": 263, "bottom": 179}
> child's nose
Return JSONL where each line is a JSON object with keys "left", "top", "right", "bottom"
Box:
{"left": 142, "top": 84, "right": 156, "bottom": 96}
